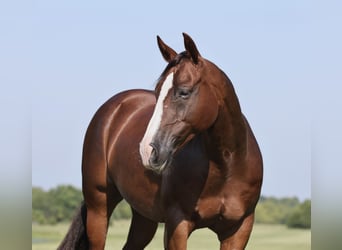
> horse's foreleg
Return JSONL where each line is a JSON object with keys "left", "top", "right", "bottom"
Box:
{"left": 218, "top": 213, "right": 255, "bottom": 250}
{"left": 123, "top": 208, "right": 158, "bottom": 250}
{"left": 164, "top": 207, "right": 194, "bottom": 250}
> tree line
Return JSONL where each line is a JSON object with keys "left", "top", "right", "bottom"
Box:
{"left": 32, "top": 185, "right": 310, "bottom": 229}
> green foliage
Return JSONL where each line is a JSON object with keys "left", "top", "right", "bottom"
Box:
{"left": 255, "top": 196, "right": 300, "bottom": 224}
{"left": 255, "top": 196, "right": 311, "bottom": 229}
{"left": 32, "top": 185, "right": 82, "bottom": 224}
{"left": 286, "top": 199, "right": 311, "bottom": 229}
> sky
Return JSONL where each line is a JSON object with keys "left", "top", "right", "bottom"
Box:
{"left": 2, "top": 1, "right": 342, "bottom": 203}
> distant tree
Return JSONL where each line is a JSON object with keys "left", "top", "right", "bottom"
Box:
{"left": 286, "top": 199, "right": 311, "bottom": 229}
{"left": 32, "top": 185, "right": 82, "bottom": 224}
{"left": 255, "top": 196, "right": 300, "bottom": 224}
{"left": 32, "top": 187, "right": 50, "bottom": 224}
{"left": 48, "top": 185, "right": 83, "bottom": 222}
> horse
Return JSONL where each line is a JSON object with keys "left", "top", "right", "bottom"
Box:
{"left": 58, "top": 33, "right": 263, "bottom": 250}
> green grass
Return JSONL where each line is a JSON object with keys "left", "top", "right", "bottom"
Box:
{"left": 32, "top": 221, "right": 310, "bottom": 250}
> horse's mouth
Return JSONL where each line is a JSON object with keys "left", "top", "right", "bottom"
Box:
{"left": 146, "top": 158, "right": 169, "bottom": 174}
{"left": 155, "top": 160, "right": 169, "bottom": 174}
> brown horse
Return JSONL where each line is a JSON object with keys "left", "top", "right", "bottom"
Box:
{"left": 58, "top": 33, "right": 263, "bottom": 250}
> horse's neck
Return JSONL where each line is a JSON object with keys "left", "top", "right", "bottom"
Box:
{"left": 207, "top": 78, "right": 247, "bottom": 164}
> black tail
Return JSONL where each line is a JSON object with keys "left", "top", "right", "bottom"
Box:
{"left": 57, "top": 202, "right": 89, "bottom": 250}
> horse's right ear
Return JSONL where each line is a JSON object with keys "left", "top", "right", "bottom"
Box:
{"left": 157, "top": 36, "right": 177, "bottom": 63}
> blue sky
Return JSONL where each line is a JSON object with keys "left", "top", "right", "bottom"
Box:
{"left": 3, "top": 1, "right": 342, "bottom": 202}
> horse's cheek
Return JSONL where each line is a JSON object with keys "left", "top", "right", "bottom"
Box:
{"left": 191, "top": 89, "right": 218, "bottom": 131}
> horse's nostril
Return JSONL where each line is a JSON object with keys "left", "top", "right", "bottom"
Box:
{"left": 149, "top": 143, "right": 159, "bottom": 164}
{"left": 149, "top": 142, "right": 169, "bottom": 169}
{"left": 149, "top": 142, "right": 157, "bottom": 153}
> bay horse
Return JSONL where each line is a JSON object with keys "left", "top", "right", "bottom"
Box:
{"left": 58, "top": 33, "right": 263, "bottom": 250}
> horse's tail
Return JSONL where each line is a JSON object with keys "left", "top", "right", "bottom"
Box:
{"left": 57, "top": 201, "right": 88, "bottom": 250}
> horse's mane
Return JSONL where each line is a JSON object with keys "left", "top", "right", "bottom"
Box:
{"left": 155, "top": 52, "right": 192, "bottom": 93}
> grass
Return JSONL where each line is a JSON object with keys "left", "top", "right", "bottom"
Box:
{"left": 32, "top": 221, "right": 310, "bottom": 250}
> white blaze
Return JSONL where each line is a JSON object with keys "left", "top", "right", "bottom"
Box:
{"left": 139, "top": 73, "right": 174, "bottom": 167}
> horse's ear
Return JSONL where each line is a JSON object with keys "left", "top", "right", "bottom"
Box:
{"left": 157, "top": 36, "right": 177, "bottom": 63}
{"left": 183, "top": 33, "right": 201, "bottom": 64}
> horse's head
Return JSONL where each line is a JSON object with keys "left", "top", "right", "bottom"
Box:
{"left": 140, "top": 33, "right": 219, "bottom": 173}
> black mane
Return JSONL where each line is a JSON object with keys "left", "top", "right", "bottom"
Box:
{"left": 160, "top": 51, "right": 190, "bottom": 78}
{"left": 154, "top": 52, "right": 190, "bottom": 94}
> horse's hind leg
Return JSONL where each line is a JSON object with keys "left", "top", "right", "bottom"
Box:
{"left": 123, "top": 208, "right": 158, "bottom": 250}
{"left": 84, "top": 180, "right": 122, "bottom": 250}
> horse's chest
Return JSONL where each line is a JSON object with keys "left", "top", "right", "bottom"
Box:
{"left": 193, "top": 192, "right": 247, "bottom": 227}
{"left": 193, "top": 197, "right": 222, "bottom": 221}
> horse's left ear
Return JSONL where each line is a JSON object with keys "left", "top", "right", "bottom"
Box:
{"left": 183, "top": 33, "right": 201, "bottom": 64}
{"left": 157, "top": 35, "right": 177, "bottom": 63}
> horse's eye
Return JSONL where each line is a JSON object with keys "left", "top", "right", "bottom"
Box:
{"left": 176, "top": 88, "right": 191, "bottom": 99}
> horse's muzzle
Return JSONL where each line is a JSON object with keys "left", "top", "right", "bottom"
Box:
{"left": 148, "top": 142, "right": 170, "bottom": 172}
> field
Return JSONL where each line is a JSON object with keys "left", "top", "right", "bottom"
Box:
{"left": 32, "top": 221, "right": 311, "bottom": 250}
